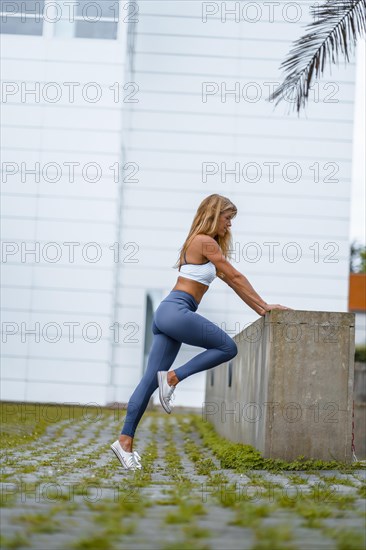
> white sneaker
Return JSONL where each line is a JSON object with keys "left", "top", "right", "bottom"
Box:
{"left": 157, "top": 371, "right": 176, "bottom": 414}
{"left": 133, "top": 450, "right": 142, "bottom": 469}
{"left": 110, "top": 440, "right": 140, "bottom": 470}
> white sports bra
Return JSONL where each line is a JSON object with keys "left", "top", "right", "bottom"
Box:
{"left": 178, "top": 251, "right": 216, "bottom": 287}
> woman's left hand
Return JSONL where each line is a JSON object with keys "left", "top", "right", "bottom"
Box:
{"left": 264, "top": 304, "right": 294, "bottom": 312}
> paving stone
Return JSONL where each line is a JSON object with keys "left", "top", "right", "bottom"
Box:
{"left": 1, "top": 410, "right": 365, "bottom": 550}
{"left": 290, "top": 528, "right": 339, "bottom": 549}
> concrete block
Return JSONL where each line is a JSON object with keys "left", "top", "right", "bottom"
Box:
{"left": 354, "top": 362, "right": 366, "bottom": 460}
{"left": 204, "top": 310, "right": 355, "bottom": 463}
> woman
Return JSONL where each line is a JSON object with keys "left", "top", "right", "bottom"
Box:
{"left": 111, "top": 194, "right": 292, "bottom": 469}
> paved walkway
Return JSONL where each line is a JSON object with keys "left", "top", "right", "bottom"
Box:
{"left": 1, "top": 409, "right": 365, "bottom": 550}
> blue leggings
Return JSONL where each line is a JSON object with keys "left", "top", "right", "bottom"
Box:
{"left": 120, "top": 290, "right": 238, "bottom": 437}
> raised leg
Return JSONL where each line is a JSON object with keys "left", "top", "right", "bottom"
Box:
{"left": 154, "top": 307, "right": 238, "bottom": 382}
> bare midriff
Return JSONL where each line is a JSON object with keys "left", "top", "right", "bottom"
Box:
{"left": 171, "top": 276, "right": 209, "bottom": 305}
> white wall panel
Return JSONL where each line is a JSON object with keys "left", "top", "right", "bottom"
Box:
{"left": 1, "top": 15, "right": 126, "bottom": 403}
{"left": 23, "top": 381, "right": 108, "bottom": 404}
{"left": 118, "top": 1, "right": 357, "bottom": 410}
{"left": 1, "top": 264, "right": 114, "bottom": 288}
{"left": 0, "top": 0, "right": 359, "bottom": 409}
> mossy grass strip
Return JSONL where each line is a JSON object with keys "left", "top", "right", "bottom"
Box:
{"left": 186, "top": 413, "right": 365, "bottom": 472}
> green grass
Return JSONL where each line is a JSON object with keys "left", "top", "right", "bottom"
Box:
{"left": 187, "top": 413, "right": 365, "bottom": 472}
{"left": 71, "top": 464, "right": 154, "bottom": 546}
{"left": 265, "top": 484, "right": 360, "bottom": 529}
{"left": 0, "top": 402, "right": 112, "bottom": 450}
{"left": 251, "top": 524, "right": 296, "bottom": 550}
{"left": 228, "top": 501, "right": 273, "bottom": 527}
{"left": 162, "top": 541, "right": 211, "bottom": 550}
{"left": 72, "top": 533, "right": 116, "bottom": 550}
{"left": 11, "top": 511, "right": 62, "bottom": 533}
{"left": 206, "top": 471, "right": 229, "bottom": 486}
{"left": 176, "top": 417, "right": 218, "bottom": 476}
{"left": 0, "top": 489, "right": 17, "bottom": 508}
{"left": 67, "top": 423, "right": 160, "bottom": 549}
{"left": 0, "top": 533, "right": 30, "bottom": 550}
{"left": 181, "top": 524, "right": 211, "bottom": 539}
{"left": 317, "top": 474, "right": 358, "bottom": 487}
{"left": 324, "top": 527, "right": 366, "bottom": 550}
{"left": 164, "top": 500, "right": 207, "bottom": 524}
{"left": 163, "top": 420, "right": 185, "bottom": 475}
{"left": 287, "top": 473, "right": 309, "bottom": 485}
{"left": 1, "top": 406, "right": 364, "bottom": 550}
{"left": 296, "top": 501, "right": 333, "bottom": 528}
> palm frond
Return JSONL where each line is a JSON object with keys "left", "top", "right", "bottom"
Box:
{"left": 268, "top": 0, "right": 366, "bottom": 113}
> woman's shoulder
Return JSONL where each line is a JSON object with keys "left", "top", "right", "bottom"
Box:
{"left": 194, "top": 234, "right": 221, "bottom": 259}
{"left": 194, "top": 233, "right": 215, "bottom": 243}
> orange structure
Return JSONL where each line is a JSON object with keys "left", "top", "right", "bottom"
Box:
{"left": 349, "top": 273, "right": 366, "bottom": 312}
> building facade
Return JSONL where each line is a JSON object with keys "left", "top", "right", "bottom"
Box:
{"left": 1, "top": 1, "right": 359, "bottom": 410}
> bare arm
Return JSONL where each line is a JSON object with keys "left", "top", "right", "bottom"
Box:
{"left": 224, "top": 272, "right": 268, "bottom": 314}
{"left": 199, "top": 235, "right": 291, "bottom": 316}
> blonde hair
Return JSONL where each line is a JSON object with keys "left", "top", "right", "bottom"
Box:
{"left": 173, "top": 193, "right": 237, "bottom": 277}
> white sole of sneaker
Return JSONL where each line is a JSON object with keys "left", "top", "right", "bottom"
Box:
{"left": 157, "top": 371, "right": 171, "bottom": 414}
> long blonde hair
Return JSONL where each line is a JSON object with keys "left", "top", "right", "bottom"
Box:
{"left": 173, "top": 194, "right": 237, "bottom": 277}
